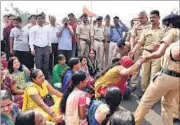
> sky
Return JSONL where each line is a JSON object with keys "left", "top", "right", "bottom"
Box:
{"left": 1, "top": 1, "right": 179, "bottom": 26}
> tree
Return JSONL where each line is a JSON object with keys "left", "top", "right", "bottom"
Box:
{"left": 5, "top": 2, "right": 31, "bottom": 24}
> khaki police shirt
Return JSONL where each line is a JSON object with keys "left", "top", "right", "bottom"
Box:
{"left": 161, "top": 40, "right": 180, "bottom": 72}
{"left": 131, "top": 22, "right": 151, "bottom": 39}
{"left": 76, "top": 23, "right": 91, "bottom": 40}
{"left": 91, "top": 25, "right": 106, "bottom": 41}
{"left": 138, "top": 26, "right": 165, "bottom": 51}
{"left": 161, "top": 28, "right": 180, "bottom": 45}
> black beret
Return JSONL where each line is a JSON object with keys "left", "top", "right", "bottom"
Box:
{"left": 117, "top": 38, "right": 126, "bottom": 48}
{"left": 105, "top": 14, "right": 110, "bottom": 19}
{"left": 96, "top": 16, "right": 103, "bottom": 21}
{"left": 162, "top": 14, "right": 180, "bottom": 22}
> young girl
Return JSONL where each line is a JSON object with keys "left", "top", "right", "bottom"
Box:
{"left": 52, "top": 54, "right": 69, "bottom": 89}
{"left": 61, "top": 72, "right": 90, "bottom": 125}
{"left": 87, "top": 49, "right": 99, "bottom": 77}
{"left": 79, "top": 56, "right": 93, "bottom": 82}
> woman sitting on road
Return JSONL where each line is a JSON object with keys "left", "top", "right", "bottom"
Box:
{"left": 94, "top": 56, "right": 142, "bottom": 98}
{"left": 22, "top": 69, "right": 63, "bottom": 124}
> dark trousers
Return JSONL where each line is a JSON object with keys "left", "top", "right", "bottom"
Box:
{"left": 58, "top": 50, "right": 72, "bottom": 64}
{"left": 1, "top": 40, "right": 11, "bottom": 59}
{"left": 49, "top": 43, "right": 58, "bottom": 72}
{"left": 35, "top": 46, "right": 50, "bottom": 79}
{"left": 14, "top": 50, "right": 34, "bottom": 69}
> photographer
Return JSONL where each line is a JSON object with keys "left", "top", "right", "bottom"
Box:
{"left": 57, "top": 17, "right": 74, "bottom": 63}
{"left": 109, "top": 16, "right": 129, "bottom": 64}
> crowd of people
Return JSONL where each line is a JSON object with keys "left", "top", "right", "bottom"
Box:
{"left": 1, "top": 8, "right": 180, "bottom": 125}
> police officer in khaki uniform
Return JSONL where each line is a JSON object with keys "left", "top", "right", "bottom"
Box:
{"left": 130, "top": 10, "right": 165, "bottom": 93}
{"left": 104, "top": 15, "right": 111, "bottom": 67}
{"left": 76, "top": 13, "right": 91, "bottom": 56}
{"left": 130, "top": 11, "right": 151, "bottom": 61}
{"left": 91, "top": 16, "right": 106, "bottom": 70}
{"left": 129, "top": 11, "right": 151, "bottom": 90}
{"left": 134, "top": 14, "right": 180, "bottom": 125}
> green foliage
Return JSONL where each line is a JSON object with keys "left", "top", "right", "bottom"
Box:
{"left": 5, "top": 2, "right": 31, "bottom": 24}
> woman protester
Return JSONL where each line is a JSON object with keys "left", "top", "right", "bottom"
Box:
{"left": 94, "top": 56, "right": 142, "bottom": 98}
{"left": 22, "top": 69, "right": 63, "bottom": 124}
{"left": 1, "top": 90, "right": 21, "bottom": 125}
{"left": 61, "top": 72, "right": 90, "bottom": 125}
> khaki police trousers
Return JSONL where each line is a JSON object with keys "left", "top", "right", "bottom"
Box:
{"left": 94, "top": 40, "right": 104, "bottom": 70}
{"left": 134, "top": 73, "right": 180, "bottom": 125}
{"left": 141, "top": 50, "right": 161, "bottom": 91}
{"left": 108, "top": 41, "right": 117, "bottom": 65}
{"left": 78, "top": 39, "right": 89, "bottom": 57}
{"left": 131, "top": 48, "right": 143, "bottom": 87}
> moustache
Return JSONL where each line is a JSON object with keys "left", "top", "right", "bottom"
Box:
{"left": 151, "top": 20, "right": 155, "bottom": 22}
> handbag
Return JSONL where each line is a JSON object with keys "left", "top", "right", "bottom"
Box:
{"left": 42, "top": 93, "right": 55, "bottom": 107}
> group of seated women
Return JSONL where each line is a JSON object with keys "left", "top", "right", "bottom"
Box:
{"left": 1, "top": 50, "right": 143, "bottom": 125}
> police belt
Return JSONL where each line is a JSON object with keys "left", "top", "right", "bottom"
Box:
{"left": 79, "top": 38, "right": 89, "bottom": 42}
{"left": 111, "top": 40, "right": 117, "bottom": 43}
{"left": 94, "top": 38, "right": 101, "bottom": 42}
{"left": 161, "top": 69, "right": 180, "bottom": 77}
{"left": 144, "top": 49, "right": 155, "bottom": 53}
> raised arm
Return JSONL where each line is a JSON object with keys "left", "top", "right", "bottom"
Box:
{"left": 119, "top": 60, "right": 142, "bottom": 76}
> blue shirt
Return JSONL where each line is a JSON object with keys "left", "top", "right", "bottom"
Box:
{"left": 62, "top": 69, "right": 74, "bottom": 93}
{"left": 58, "top": 26, "right": 73, "bottom": 50}
{"left": 109, "top": 23, "right": 129, "bottom": 42}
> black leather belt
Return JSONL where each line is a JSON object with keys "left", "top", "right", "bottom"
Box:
{"left": 144, "top": 49, "right": 155, "bottom": 53}
{"left": 80, "top": 38, "right": 88, "bottom": 42}
{"left": 94, "top": 38, "right": 101, "bottom": 42}
{"left": 111, "top": 40, "right": 117, "bottom": 43}
{"left": 162, "top": 69, "right": 180, "bottom": 77}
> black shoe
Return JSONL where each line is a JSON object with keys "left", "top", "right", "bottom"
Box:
{"left": 138, "top": 91, "right": 145, "bottom": 99}
{"left": 173, "top": 118, "right": 180, "bottom": 123}
{"left": 131, "top": 86, "right": 136, "bottom": 92}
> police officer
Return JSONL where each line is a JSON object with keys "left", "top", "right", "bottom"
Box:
{"left": 134, "top": 14, "right": 180, "bottom": 125}
{"left": 76, "top": 13, "right": 91, "bottom": 56}
{"left": 130, "top": 10, "right": 165, "bottom": 94}
{"left": 91, "top": 16, "right": 106, "bottom": 70}
{"left": 129, "top": 11, "right": 151, "bottom": 90}
{"left": 104, "top": 15, "right": 111, "bottom": 66}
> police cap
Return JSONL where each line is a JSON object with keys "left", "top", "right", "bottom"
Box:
{"left": 162, "top": 14, "right": 180, "bottom": 22}
{"left": 105, "top": 14, "right": 110, "bottom": 20}
{"left": 162, "top": 14, "right": 180, "bottom": 28}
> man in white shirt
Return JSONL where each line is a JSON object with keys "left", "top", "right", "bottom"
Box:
{"left": 23, "top": 14, "right": 37, "bottom": 69}
{"left": 57, "top": 17, "right": 74, "bottom": 63}
{"left": 47, "top": 15, "right": 59, "bottom": 71}
{"left": 29, "top": 14, "right": 51, "bottom": 79}
{"left": 9, "top": 16, "right": 30, "bottom": 68}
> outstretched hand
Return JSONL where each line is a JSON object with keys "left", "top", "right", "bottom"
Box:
{"left": 139, "top": 56, "right": 149, "bottom": 64}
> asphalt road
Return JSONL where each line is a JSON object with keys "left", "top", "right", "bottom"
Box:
{"left": 120, "top": 76, "right": 180, "bottom": 125}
